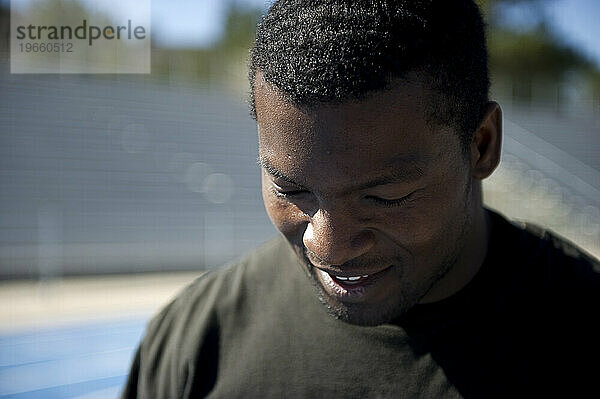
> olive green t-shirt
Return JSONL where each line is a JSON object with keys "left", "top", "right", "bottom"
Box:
{"left": 122, "top": 210, "right": 600, "bottom": 398}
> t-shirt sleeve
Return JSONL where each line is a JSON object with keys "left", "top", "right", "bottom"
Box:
{"left": 120, "top": 271, "right": 224, "bottom": 399}
{"left": 120, "top": 345, "right": 141, "bottom": 398}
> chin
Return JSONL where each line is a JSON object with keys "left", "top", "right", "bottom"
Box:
{"left": 310, "top": 273, "right": 418, "bottom": 326}
{"left": 317, "top": 292, "right": 416, "bottom": 326}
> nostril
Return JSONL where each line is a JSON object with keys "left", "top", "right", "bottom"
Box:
{"left": 302, "top": 206, "right": 376, "bottom": 266}
{"left": 304, "top": 247, "right": 330, "bottom": 268}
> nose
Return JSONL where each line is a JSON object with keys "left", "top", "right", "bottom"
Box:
{"left": 303, "top": 207, "right": 375, "bottom": 267}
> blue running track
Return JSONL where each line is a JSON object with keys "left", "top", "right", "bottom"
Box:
{"left": 0, "top": 317, "right": 149, "bottom": 398}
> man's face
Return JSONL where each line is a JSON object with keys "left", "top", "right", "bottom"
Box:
{"left": 256, "top": 76, "right": 476, "bottom": 326}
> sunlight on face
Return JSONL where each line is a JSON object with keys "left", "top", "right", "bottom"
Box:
{"left": 256, "top": 76, "right": 477, "bottom": 325}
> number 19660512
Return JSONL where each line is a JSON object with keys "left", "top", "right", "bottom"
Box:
{"left": 19, "top": 42, "right": 73, "bottom": 52}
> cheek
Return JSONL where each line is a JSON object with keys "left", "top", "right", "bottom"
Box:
{"left": 261, "top": 179, "right": 307, "bottom": 238}
{"left": 385, "top": 175, "right": 469, "bottom": 250}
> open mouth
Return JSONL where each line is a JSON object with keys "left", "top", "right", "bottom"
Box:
{"left": 315, "top": 266, "right": 393, "bottom": 301}
{"left": 330, "top": 273, "right": 371, "bottom": 286}
{"left": 301, "top": 248, "right": 395, "bottom": 301}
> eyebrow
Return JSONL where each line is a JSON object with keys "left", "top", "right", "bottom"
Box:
{"left": 257, "top": 154, "right": 428, "bottom": 191}
{"left": 356, "top": 154, "right": 428, "bottom": 189}
{"left": 257, "top": 156, "right": 308, "bottom": 188}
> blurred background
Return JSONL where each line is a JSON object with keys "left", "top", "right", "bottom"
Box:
{"left": 0, "top": 0, "right": 599, "bottom": 397}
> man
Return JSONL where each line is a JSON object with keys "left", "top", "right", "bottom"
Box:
{"left": 123, "top": 1, "right": 599, "bottom": 397}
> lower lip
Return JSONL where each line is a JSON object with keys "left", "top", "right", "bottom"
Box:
{"left": 316, "top": 267, "right": 391, "bottom": 302}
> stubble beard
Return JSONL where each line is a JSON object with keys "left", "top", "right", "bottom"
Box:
{"left": 305, "top": 181, "right": 474, "bottom": 326}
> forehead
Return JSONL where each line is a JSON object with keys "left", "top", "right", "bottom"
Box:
{"left": 254, "top": 76, "right": 458, "bottom": 185}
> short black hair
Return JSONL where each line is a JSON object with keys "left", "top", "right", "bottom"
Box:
{"left": 249, "top": 0, "right": 490, "bottom": 149}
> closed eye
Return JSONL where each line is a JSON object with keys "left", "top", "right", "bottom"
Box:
{"left": 270, "top": 182, "right": 309, "bottom": 199}
{"left": 274, "top": 189, "right": 308, "bottom": 198}
{"left": 365, "top": 192, "right": 414, "bottom": 207}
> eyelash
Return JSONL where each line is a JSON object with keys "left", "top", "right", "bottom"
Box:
{"left": 365, "top": 195, "right": 412, "bottom": 207}
{"left": 272, "top": 187, "right": 308, "bottom": 199}
{"left": 272, "top": 186, "right": 413, "bottom": 208}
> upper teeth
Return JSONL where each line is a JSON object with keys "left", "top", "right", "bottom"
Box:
{"left": 335, "top": 275, "right": 368, "bottom": 281}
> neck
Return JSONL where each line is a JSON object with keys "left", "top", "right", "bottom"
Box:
{"left": 419, "top": 182, "right": 490, "bottom": 304}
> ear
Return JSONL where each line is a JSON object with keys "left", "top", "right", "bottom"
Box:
{"left": 470, "top": 102, "right": 502, "bottom": 180}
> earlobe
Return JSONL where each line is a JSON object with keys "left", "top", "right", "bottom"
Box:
{"left": 470, "top": 102, "right": 502, "bottom": 180}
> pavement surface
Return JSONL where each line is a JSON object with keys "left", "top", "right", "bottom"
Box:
{"left": 0, "top": 272, "right": 202, "bottom": 398}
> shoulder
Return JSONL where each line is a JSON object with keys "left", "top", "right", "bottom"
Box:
{"left": 129, "top": 236, "right": 295, "bottom": 398}
{"left": 502, "top": 212, "right": 600, "bottom": 293}
{"left": 489, "top": 211, "right": 600, "bottom": 336}
{"left": 483, "top": 209, "right": 600, "bottom": 333}
{"left": 159, "top": 234, "right": 294, "bottom": 319}
{"left": 480, "top": 210, "right": 600, "bottom": 394}
{"left": 487, "top": 209, "right": 600, "bottom": 287}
